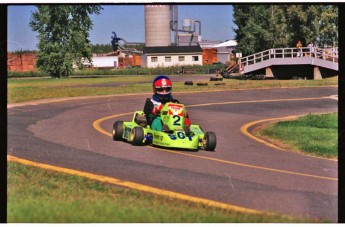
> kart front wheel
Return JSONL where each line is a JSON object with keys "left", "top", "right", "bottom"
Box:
{"left": 130, "top": 126, "right": 144, "bottom": 146}
{"left": 112, "top": 121, "right": 124, "bottom": 141}
{"left": 204, "top": 132, "right": 216, "bottom": 151}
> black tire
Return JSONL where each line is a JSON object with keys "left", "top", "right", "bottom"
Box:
{"left": 204, "top": 132, "right": 217, "bottom": 151}
{"left": 131, "top": 126, "right": 144, "bottom": 146}
{"left": 112, "top": 121, "right": 124, "bottom": 141}
{"left": 221, "top": 71, "right": 230, "bottom": 78}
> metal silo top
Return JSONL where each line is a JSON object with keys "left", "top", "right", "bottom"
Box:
{"left": 145, "top": 5, "right": 171, "bottom": 47}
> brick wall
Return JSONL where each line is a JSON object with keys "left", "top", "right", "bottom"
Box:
{"left": 7, "top": 52, "right": 38, "bottom": 72}
{"left": 202, "top": 48, "right": 218, "bottom": 65}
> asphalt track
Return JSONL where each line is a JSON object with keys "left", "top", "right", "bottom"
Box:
{"left": 8, "top": 86, "right": 338, "bottom": 221}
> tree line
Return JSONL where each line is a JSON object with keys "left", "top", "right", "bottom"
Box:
{"left": 233, "top": 5, "right": 338, "bottom": 56}
{"left": 9, "top": 44, "right": 141, "bottom": 55}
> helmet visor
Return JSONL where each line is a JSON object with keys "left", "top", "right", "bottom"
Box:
{"left": 156, "top": 87, "right": 172, "bottom": 93}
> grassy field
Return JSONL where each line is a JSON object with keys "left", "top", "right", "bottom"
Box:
{"left": 7, "top": 75, "right": 338, "bottom": 103}
{"left": 7, "top": 76, "right": 155, "bottom": 103}
{"left": 7, "top": 161, "right": 312, "bottom": 223}
{"left": 256, "top": 113, "right": 338, "bottom": 159}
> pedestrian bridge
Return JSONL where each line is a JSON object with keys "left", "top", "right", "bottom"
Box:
{"left": 238, "top": 47, "right": 338, "bottom": 79}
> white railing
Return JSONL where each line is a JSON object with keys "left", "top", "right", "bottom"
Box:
{"left": 239, "top": 47, "right": 338, "bottom": 70}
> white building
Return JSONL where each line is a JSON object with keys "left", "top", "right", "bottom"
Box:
{"left": 90, "top": 55, "right": 119, "bottom": 68}
{"left": 142, "top": 46, "right": 203, "bottom": 68}
{"left": 212, "top": 40, "right": 238, "bottom": 64}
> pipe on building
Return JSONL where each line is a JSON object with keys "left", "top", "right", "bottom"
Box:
{"left": 194, "top": 20, "right": 201, "bottom": 36}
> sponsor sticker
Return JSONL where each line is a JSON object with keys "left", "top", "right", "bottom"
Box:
{"left": 154, "top": 134, "right": 163, "bottom": 141}
{"left": 168, "top": 104, "right": 184, "bottom": 116}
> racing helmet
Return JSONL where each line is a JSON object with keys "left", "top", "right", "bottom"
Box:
{"left": 153, "top": 75, "right": 172, "bottom": 95}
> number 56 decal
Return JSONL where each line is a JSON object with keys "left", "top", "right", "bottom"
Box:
{"left": 169, "top": 132, "right": 192, "bottom": 141}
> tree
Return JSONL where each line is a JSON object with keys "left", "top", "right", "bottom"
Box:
{"left": 285, "top": 5, "right": 321, "bottom": 46}
{"left": 268, "top": 5, "right": 290, "bottom": 48}
{"left": 233, "top": 5, "right": 291, "bottom": 56}
{"left": 30, "top": 5, "right": 102, "bottom": 78}
{"left": 233, "top": 4, "right": 338, "bottom": 56}
{"left": 233, "top": 5, "right": 270, "bottom": 56}
{"left": 91, "top": 44, "right": 113, "bottom": 54}
{"left": 318, "top": 5, "right": 338, "bottom": 47}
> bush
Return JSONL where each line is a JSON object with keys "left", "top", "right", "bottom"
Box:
{"left": 74, "top": 65, "right": 224, "bottom": 76}
{"left": 8, "top": 64, "right": 225, "bottom": 78}
{"left": 8, "top": 71, "right": 47, "bottom": 78}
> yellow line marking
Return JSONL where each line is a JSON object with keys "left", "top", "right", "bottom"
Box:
{"left": 93, "top": 112, "right": 132, "bottom": 137}
{"left": 93, "top": 96, "right": 338, "bottom": 181}
{"left": 241, "top": 116, "right": 302, "bottom": 152}
{"left": 7, "top": 155, "right": 262, "bottom": 215}
{"left": 144, "top": 147, "right": 337, "bottom": 181}
{"left": 7, "top": 92, "right": 153, "bottom": 109}
{"left": 240, "top": 115, "right": 338, "bottom": 162}
{"left": 186, "top": 96, "right": 330, "bottom": 108}
{"left": 8, "top": 86, "right": 337, "bottom": 109}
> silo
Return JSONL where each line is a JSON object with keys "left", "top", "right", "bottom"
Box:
{"left": 145, "top": 5, "right": 171, "bottom": 47}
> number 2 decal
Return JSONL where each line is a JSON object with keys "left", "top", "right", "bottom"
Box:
{"left": 173, "top": 115, "right": 181, "bottom": 126}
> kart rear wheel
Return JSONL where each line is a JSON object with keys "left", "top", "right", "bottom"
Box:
{"left": 204, "top": 132, "right": 216, "bottom": 151}
{"left": 130, "top": 126, "right": 144, "bottom": 146}
{"left": 112, "top": 121, "right": 124, "bottom": 141}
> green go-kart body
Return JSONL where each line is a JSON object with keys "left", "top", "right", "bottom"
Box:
{"left": 112, "top": 102, "right": 216, "bottom": 151}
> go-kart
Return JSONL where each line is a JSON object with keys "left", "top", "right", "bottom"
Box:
{"left": 112, "top": 102, "right": 216, "bottom": 151}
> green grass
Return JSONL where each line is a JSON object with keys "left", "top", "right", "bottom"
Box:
{"left": 7, "top": 75, "right": 338, "bottom": 103}
{"left": 7, "top": 162, "right": 312, "bottom": 223}
{"left": 257, "top": 113, "right": 338, "bottom": 159}
{"left": 7, "top": 76, "right": 154, "bottom": 103}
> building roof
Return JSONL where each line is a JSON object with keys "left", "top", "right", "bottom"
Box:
{"left": 213, "top": 40, "right": 238, "bottom": 48}
{"left": 143, "top": 46, "right": 203, "bottom": 54}
{"left": 199, "top": 40, "right": 222, "bottom": 48}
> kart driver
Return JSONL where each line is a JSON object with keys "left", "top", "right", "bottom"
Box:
{"left": 143, "top": 75, "right": 191, "bottom": 133}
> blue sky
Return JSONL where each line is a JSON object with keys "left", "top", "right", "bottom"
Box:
{"left": 7, "top": 4, "right": 236, "bottom": 51}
